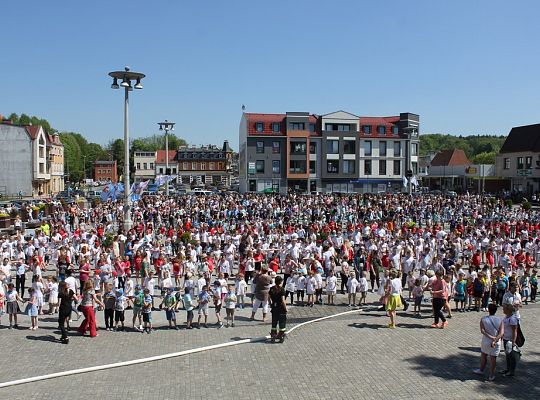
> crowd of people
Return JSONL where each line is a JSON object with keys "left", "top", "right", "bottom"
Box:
{"left": 0, "top": 192, "right": 534, "bottom": 366}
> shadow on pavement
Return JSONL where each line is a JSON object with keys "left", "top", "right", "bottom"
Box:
{"left": 26, "top": 335, "right": 58, "bottom": 343}
{"left": 405, "top": 351, "right": 540, "bottom": 399}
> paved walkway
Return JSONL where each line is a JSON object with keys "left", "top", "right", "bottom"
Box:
{"left": 0, "top": 291, "right": 538, "bottom": 399}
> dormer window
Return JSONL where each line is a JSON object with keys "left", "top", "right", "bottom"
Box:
{"left": 377, "top": 125, "right": 386, "bottom": 134}
{"left": 255, "top": 122, "right": 264, "bottom": 132}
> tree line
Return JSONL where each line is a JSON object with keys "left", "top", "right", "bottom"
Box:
{"left": 5, "top": 113, "right": 186, "bottom": 182}
{"left": 419, "top": 134, "right": 506, "bottom": 164}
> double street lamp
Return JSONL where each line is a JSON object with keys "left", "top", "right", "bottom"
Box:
{"left": 158, "top": 120, "right": 176, "bottom": 196}
{"left": 109, "top": 66, "right": 145, "bottom": 231}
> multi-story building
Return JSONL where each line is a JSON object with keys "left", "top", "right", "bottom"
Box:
{"left": 134, "top": 151, "right": 157, "bottom": 182}
{"left": 239, "top": 110, "right": 419, "bottom": 193}
{"left": 0, "top": 119, "right": 51, "bottom": 196}
{"left": 47, "top": 132, "right": 65, "bottom": 194}
{"left": 495, "top": 123, "right": 540, "bottom": 194}
{"left": 93, "top": 160, "right": 117, "bottom": 183}
{"left": 155, "top": 150, "right": 178, "bottom": 177}
{"left": 176, "top": 141, "right": 233, "bottom": 186}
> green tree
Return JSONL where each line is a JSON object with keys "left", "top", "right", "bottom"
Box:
{"left": 19, "top": 113, "right": 31, "bottom": 126}
{"left": 8, "top": 113, "right": 18, "bottom": 124}
{"left": 471, "top": 151, "right": 497, "bottom": 164}
{"left": 59, "top": 132, "right": 84, "bottom": 182}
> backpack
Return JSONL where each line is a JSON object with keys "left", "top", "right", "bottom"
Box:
{"left": 473, "top": 279, "right": 483, "bottom": 292}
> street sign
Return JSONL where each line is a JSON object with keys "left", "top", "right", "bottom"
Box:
{"left": 517, "top": 169, "right": 532, "bottom": 176}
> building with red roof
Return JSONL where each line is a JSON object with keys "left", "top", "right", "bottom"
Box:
{"left": 0, "top": 115, "right": 56, "bottom": 196}
{"left": 239, "top": 110, "right": 420, "bottom": 193}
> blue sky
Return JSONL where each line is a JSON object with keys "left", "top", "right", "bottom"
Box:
{"left": 1, "top": 0, "right": 539, "bottom": 150}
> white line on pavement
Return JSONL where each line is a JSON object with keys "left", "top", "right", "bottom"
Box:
{"left": 0, "top": 309, "right": 361, "bottom": 389}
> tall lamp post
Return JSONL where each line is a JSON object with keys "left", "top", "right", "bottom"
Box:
{"left": 158, "top": 120, "right": 176, "bottom": 196}
{"left": 109, "top": 66, "right": 145, "bottom": 231}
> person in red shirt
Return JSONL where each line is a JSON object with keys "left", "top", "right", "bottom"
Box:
{"left": 472, "top": 250, "right": 482, "bottom": 271}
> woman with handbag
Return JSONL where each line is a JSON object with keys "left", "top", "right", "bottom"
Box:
{"left": 473, "top": 303, "right": 504, "bottom": 381}
{"left": 501, "top": 304, "right": 520, "bottom": 377}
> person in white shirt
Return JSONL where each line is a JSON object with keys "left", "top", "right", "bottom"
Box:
{"left": 322, "top": 269, "right": 334, "bottom": 304}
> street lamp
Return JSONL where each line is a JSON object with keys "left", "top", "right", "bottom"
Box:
{"left": 403, "top": 127, "right": 416, "bottom": 194}
{"left": 109, "top": 66, "right": 145, "bottom": 231}
{"left": 158, "top": 120, "right": 176, "bottom": 196}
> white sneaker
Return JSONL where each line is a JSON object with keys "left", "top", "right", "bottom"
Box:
{"left": 473, "top": 368, "right": 483, "bottom": 375}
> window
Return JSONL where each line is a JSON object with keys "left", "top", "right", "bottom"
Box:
{"left": 192, "top": 162, "right": 197, "bottom": 170}
{"left": 183, "top": 162, "right": 189, "bottom": 170}
{"left": 343, "top": 140, "right": 356, "bottom": 154}
{"left": 143, "top": 163, "right": 148, "bottom": 170}
{"left": 379, "top": 141, "right": 387, "bottom": 156}
{"left": 411, "top": 143, "right": 418, "bottom": 156}
{"left": 39, "top": 147, "right": 44, "bottom": 158}
{"left": 343, "top": 160, "right": 355, "bottom": 174}
{"left": 393, "top": 141, "right": 401, "bottom": 157}
{"left": 136, "top": 163, "right": 141, "bottom": 170}
{"left": 517, "top": 157, "right": 524, "bottom": 169}
{"left": 309, "top": 123, "right": 315, "bottom": 133}
{"left": 149, "top": 163, "right": 154, "bottom": 170}
{"left": 364, "top": 141, "right": 372, "bottom": 156}
{"left": 256, "top": 122, "right": 264, "bottom": 132}
{"left": 290, "top": 141, "right": 307, "bottom": 155}
{"left": 379, "top": 160, "right": 386, "bottom": 175}
{"left": 309, "top": 161, "right": 316, "bottom": 174}
{"left": 272, "top": 160, "right": 280, "bottom": 174}
{"left": 325, "top": 124, "right": 350, "bottom": 131}
{"left": 327, "top": 160, "right": 339, "bottom": 173}
{"left": 201, "top": 162, "right": 206, "bottom": 170}
{"left": 392, "top": 126, "right": 399, "bottom": 135}
{"left": 526, "top": 156, "right": 532, "bottom": 168}
{"left": 272, "top": 141, "right": 280, "bottom": 154}
{"left": 362, "top": 125, "right": 371, "bottom": 134}
{"left": 393, "top": 160, "right": 401, "bottom": 175}
{"left": 327, "top": 140, "right": 339, "bottom": 154}
{"left": 377, "top": 125, "right": 386, "bottom": 135}
{"left": 364, "top": 160, "right": 372, "bottom": 175}
{"left": 159, "top": 168, "right": 164, "bottom": 174}
{"left": 209, "top": 162, "right": 215, "bottom": 170}
{"left": 256, "top": 141, "right": 264, "bottom": 153}
{"left": 309, "top": 142, "right": 317, "bottom": 154}
{"left": 272, "top": 123, "right": 280, "bottom": 132}
{"left": 289, "top": 160, "right": 307, "bottom": 173}
{"left": 412, "top": 161, "right": 418, "bottom": 174}
{"left": 39, "top": 163, "right": 45, "bottom": 174}
{"left": 290, "top": 122, "right": 305, "bottom": 130}
{"left": 256, "top": 160, "right": 265, "bottom": 173}
{"left": 504, "top": 158, "right": 510, "bottom": 170}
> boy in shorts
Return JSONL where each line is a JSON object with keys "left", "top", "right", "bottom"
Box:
{"left": 161, "top": 287, "right": 178, "bottom": 330}
{"left": 142, "top": 288, "right": 153, "bottom": 334}
{"left": 197, "top": 285, "right": 210, "bottom": 328}
{"left": 114, "top": 288, "right": 127, "bottom": 331}
{"left": 183, "top": 288, "right": 194, "bottom": 329}
{"left": 212, "top": 280, "right": 224, "bottom": 329}
{"left": 132, "top": 285, "right": 144, "bottom": 331}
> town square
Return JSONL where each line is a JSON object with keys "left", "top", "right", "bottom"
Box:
{"left": 0, "top": 1, "right": 539, "bottom": 399}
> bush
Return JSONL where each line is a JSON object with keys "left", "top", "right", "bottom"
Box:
{"left": 522, "top": 201, "right": 532, "bottom": 211}
{"left": 505, "top": 199, "right": 513, "bottom": 208}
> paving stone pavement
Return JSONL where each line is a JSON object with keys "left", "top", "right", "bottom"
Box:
{"left": 1, "top": 290, "right": 539, "bottom": 400}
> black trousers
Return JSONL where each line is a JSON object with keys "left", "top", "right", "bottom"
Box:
{"left": 433, "top": 298, "right": 446, "bottom": 324}
{"left": 16, "top": 274, "right": 25, "bottom": 298}
{"left": 340, "top": 272, "right": 348, "bottom": 293}
{"left": 59, "top": 311, "right": 70, "bottom": 340}
{"left": 271, "top": 311, "right": 287, "bottom": 334}
{"left": 104, "top": 309, "right": 114, "bottom": 328}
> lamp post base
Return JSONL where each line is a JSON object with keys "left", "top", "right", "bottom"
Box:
{"left": 123, "top": 206, "right": 132, "bottom": 232}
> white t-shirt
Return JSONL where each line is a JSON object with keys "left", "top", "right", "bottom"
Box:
{"left": 326, "top": 276, "right": 337, "bottom": 292}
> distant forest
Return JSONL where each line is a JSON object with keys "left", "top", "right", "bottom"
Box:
{"left": 419, "top": 134, "right": 506, "bottom": 164}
